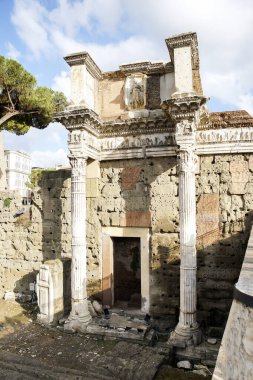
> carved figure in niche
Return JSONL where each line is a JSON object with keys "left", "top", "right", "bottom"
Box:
{"left": 124, "top": 74, "right": 146, "bottom": 110}
{"left": 130, "top": 81, "right": 144, "bottom": 109}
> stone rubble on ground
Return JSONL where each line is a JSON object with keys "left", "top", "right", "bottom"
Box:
{"left": 176, "top": 360, "right": 192, "bottom": 370}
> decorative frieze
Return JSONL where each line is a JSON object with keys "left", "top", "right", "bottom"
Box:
{"left": 98, "top": 117, "right": 173, "bottom": 137}
{"left": 197, "top": 127, "right": 253, "bottom": 144}
{"left": 119, "top": 61, "right": 168, "bottom": 75}
{"left": 100, "top": 133, "right": 175, "bottom": 151}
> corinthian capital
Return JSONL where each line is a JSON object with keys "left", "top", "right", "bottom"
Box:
{"left": 178, "top": 146, "right": 198, "bottom": 173}
{"left": 69, "top": 155, "right": 87, "bottom": 177}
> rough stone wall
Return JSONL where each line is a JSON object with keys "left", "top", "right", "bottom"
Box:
{"left": 192, "top": 68, "right": 203, "bottom": 96}
{"left": 0, "top": 169, "right": 71, "bottom": 298}
{"left": 98, "top": 157, "right": 180, "bottom": 318}
{"left": 196, "top": 154, "right": 253, "bottom": 331}
{"left": 1, "top": 153, "right": 252, "bottom": 333}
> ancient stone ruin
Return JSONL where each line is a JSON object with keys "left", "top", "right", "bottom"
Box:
{"left": 1, "top": 32, "right": 253, "bottom": 357}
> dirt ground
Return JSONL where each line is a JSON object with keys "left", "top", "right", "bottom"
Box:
{"left": 0, "top": 300, "right": 211, "bottom": 380}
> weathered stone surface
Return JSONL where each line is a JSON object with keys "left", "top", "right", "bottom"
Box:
{"left": 229, "top": 160, "right": 249, "bottom": 194}
{"left": 197, "top": 193, "right": 219, "bottom": 246}
{"left": 177, "top": 360, "right": 192, "bottom": 369}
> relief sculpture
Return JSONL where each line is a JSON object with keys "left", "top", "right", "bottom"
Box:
{"left": 124, "top": 74, "right": 146, "bottom": 110}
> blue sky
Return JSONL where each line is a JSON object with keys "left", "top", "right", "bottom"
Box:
{"left": 1, "top": 0, "right": 253, "bottom": 167}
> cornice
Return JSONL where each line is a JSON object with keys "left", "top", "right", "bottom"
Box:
{"left": 64, "top": 51, "right": 102, "bottom": 79}
{"left": 54, "top": 107, "right": 101, "bottom": 136}
{"left": 165, "top": 32, "right": 199, "bottom": 69}
{"left": 161, "top": 95, "right": 207, "bottom": 122}
{"left": 97, "top": 117, "right": 174, "bottom": 137}
{"left": 119, "top": 61, "right": 167, "bottom": 75}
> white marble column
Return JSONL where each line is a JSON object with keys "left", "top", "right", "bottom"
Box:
{"left": 65, "top": 154, "right": 91, "bottom": 332}
{"left": 172, "top": 144, "right": 201, "bottom": 345}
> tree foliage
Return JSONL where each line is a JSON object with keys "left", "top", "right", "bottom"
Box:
{"left": 0, "top": 56, "right": 68, "bottom": 135}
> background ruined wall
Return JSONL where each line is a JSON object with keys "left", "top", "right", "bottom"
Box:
{"left": 0, "top": 169, "right": 71, "bottom": 298}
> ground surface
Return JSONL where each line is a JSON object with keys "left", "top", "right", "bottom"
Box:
{"left": 0, "top": 300, "right": 211, "bottom": 380}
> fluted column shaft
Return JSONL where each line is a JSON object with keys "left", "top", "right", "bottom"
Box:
{"left": 177, "top": 147, "right": 198, "bottom": 332}
{"left": 66, "top": 155, "right": 91, "bottom": 331}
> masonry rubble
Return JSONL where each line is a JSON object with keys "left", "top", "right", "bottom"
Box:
{"left": 1, "top": 32, "right": 253, "bottom": 352}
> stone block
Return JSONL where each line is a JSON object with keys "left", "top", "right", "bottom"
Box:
{"left": 101, "top": 183, "right": 121, "bottom": 197}
{"left": 231, "top": 195, "right": 244, "bottom": 210}
{"left": 220, "top": 194, "right": 231, "bottom": 211}
{"left": 110, "top": 212, "right": 120, "bottom": 226}
{"left": 86, "top": 178, "right": 99, "bottom": 198}
{"left": 121, "top": 167, "right": 141, "bottom": 191}
{"left": 249, "top": 155, "right": 253, "bottom": 171}
{"left": 37, "top": 259, "right": 63, "bottom": 325}
{"left": 120, "top": 211, "right": 151, "bottom": 227}
{"left": 197, "top": 194, "right": 220, "bottom": 246}
{"left": 229, "top": 160, "right": 249, "bottom": 194}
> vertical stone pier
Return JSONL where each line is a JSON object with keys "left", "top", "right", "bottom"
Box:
{"left": 65, "top": 154, "right": 91, "bottom": 332}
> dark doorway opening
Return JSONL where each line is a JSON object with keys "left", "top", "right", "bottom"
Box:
{"left": 113, "top": 237, "right": 141, "bottom": 309}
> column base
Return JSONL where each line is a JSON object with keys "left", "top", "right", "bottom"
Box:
{"left": 64, "top": 301, "right": 92, "bottom": 333}
{"left": 168, "top": 323, "right": 202, "bottom": 348}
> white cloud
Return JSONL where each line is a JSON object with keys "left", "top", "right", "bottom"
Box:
{"left": 6, "top": 42, "right": 21, "bottom": 60}
{"left": 30, "top": 148, "right": 68, "bottom": 168}
{"left": 11, "top": 0, "right": 51, "bottom": 59}
{"left": 10, "top": 0, "right": 253, "bottom": 114}
{"left": 3, "top": 123, "right": 69, "bottom": 168}
{"left": 52, "top": 71, "right": 71, "bottom": 99}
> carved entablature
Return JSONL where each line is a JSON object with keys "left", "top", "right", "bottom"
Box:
{"left": 119, "top": 61, "right": 168, "bottom": 75}
{"left": 166, "top": 32, "right": 199, "bottom": 70}
{"left": 176, "top": 120, "right": 195, "bottom": 135}
{"left": 197, "top": 128, "right": 253, "bottom": 144}
{"left": 100, "top": 133, "right": 175, "bottom": 151}
{"left": 68, "top": 130, "right": 87, "bottom": 156}
{"left": 161, "top": 95, "right": 207, "bottom": 123}
{"left": 97, "top": 117, "right": 174, "bottom": 137}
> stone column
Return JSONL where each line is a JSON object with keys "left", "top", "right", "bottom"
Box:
{"left": 172, "top": 140, "right": 201, "bottom": 345}
{"left": 162, "top": 93, "right": 206, "bottom": 346}
{"left": 65, "top": 154, "right": 91, "bottom": 332}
